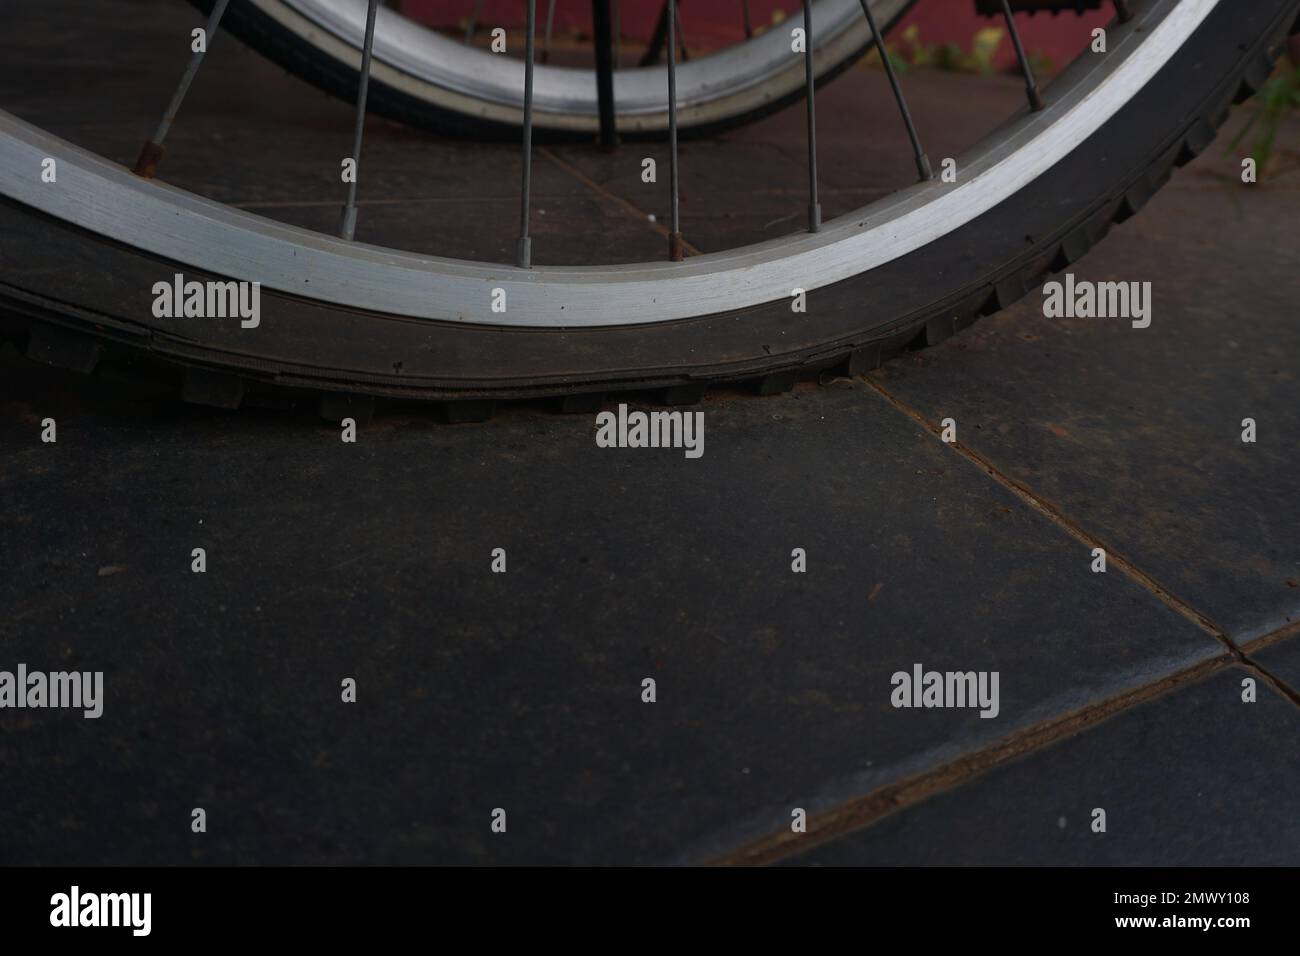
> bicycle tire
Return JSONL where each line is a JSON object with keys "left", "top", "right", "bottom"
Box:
{"left": 0, "top": 0, "right": 1295, "bottom": 419}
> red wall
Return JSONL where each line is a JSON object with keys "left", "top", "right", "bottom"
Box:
{"left": 398, "top": 1, "right": 1110, "bottom": 69}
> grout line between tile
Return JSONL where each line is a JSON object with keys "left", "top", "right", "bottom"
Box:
{"left": 538, "top": 146, "right": 704, "bottom": 256}
{"left": 710, "top": 614, "right": 1300, "bottom": 867}
{"left": 860, "top": 373, "right": 1239, "bottom": 654}
{"left": 709, "top": 655, "right": 1232, "bottom": 866}
{"left": 862, "top": 374, "right": 1300, "bottom": 712}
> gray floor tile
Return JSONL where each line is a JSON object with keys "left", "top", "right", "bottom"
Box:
{"left": 1251, "top": 632, "right": 1300, "bottom": 697}
{"left": 870, "top": 158, "right": 1300, "bottom": 642}
{"left": 785, "top": 664, "right": 1300, "bottom": 865}
{"left": 0, "top": 359, "right": 1222, "bottom": 864}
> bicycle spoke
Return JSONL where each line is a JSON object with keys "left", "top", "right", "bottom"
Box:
{"left": 857, "top": 0, "right": 930, "bottom": 181}
{"left": 339, "top": 0, "right": 380, "bottom": 240}
{"left": 667, "top": 0, "right": 683, "bottom": 261}
{"left": 541, "top": 0, "right": 557, "bottom": 64}
{"left": 640, "top": 0, "right": 688, "bottom": 68}
{"left": 998, "top": 0, "right": 1044, "bottom": 111}
{"left": 593, "top": 0, "right": 617, "bottom": 150}
{"left": 465, "top": 0, "right": 484, "bottom": 42}
{"left": 803, "top": 0, "right": 821, "bottom": 232}
{"left": 675, "top": 3, "right": 689, "bottom": 62}
{"left": 741, "top": 0, "right": 754, "bottom": 40}
{"left": 132, "top": 0, "right": 231, "bottom": 178}
{"left": 639, "top": 2, "right": 669, "bottom": 67}
{"left": 517, "top": 0, "right": 537, "bottom": 268}
{"left": 613, "top": 0, "right": 622, "bottom": 70}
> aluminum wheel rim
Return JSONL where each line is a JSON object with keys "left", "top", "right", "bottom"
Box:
{"left": 0, "top": 0, "right": 1211, "bottom": 328}
{"left": 257, "top": 0, "right": 911, "bottom": 130}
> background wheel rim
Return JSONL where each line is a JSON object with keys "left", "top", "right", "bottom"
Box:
{"left": 256, "top": 0, "right": 912, "bottom": 132}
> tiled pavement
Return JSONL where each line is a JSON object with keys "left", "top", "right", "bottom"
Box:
{"left": 783, "top": 664, "right": 1300, "bottom": 866}
{"left": 0, "top": 0, "right": 1297, "bottom": 865}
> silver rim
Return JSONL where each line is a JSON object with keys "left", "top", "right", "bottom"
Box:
{"left": 258, "top": 0, "right": 910, "bottom": 131}
{"left": 0, "top": 0, "right": 1212, "bottom": 329}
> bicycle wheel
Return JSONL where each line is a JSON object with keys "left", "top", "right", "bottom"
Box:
{"left": 0, "top": 0, "right": 1295, "bottom": 413}
{"left": 196, "top": 0, "right": 917, "bottom": 138}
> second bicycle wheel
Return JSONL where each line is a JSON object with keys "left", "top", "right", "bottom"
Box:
{"left": 194, "top": 0, "right": 916, "bottom": 138}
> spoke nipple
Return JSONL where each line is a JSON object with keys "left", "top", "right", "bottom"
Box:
{"left": 1114, "top": 0, "right": 1133, "bottom": 23}
{"left": 517, "top": 236, "right": 533, "bottom": 269}
{"left": 668, "top": 232, "right": 685, "bottom": 262}
{"left": 339, "top": 206, "right": 358, "bottom": 242}
{"left": 1028, "top": 87, "right": 1045, "bottom": 112}
{"left": 132, "top": 141, "right": 165, "bottom": 179}
{"left": 917, "top": 153, "right": 933, "bottom": 182}
{"left": 808, "top": 203, "right": 822, "bottom": 234}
